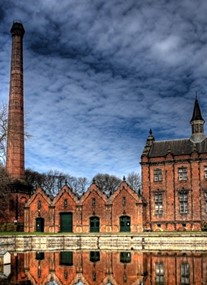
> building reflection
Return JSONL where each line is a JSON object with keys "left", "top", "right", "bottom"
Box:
{"left": 1, "top": 251, "right": 207, "bottom": 284}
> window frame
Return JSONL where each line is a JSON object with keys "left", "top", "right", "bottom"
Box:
{"left": 204, "top": 166, "right": 207, "bottom": 179}
{"left": 154, "top": 168, "right": 163, "bottom": 182}
{"left": 178, "top": 167, "right": 188, "bottom": 181}
{"left": 155, "top": 262, "right": 164, "bottom": 285}
{"left": 204, "top": 192, "right": 207, "bottom": 213}
{"left": 180, "top": 263, "right": 190, "bottom": 285}
{"left": 179, "top": 191, "right": 188, "bottom": 214}
{"left": 154, "top": 192, "right": 163, "bottom": 216}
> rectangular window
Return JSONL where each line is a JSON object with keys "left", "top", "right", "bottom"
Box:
{"left": 154, "top": 193, "right": 163, "bottom": 215}
{"left": 178, "top": 167, "right": 188, "bottom": 181}
{"left": 179, "top": 192, "right": 188, "bottom": 214}
{"left": 155, "top": 263, "right": 164, "bottom": 285}
{"left": 154, "top": 169, "right": 162, "bottom": 182}
{"left": 64, "top": 199, "right": 68, "bottom": 208}
{"left": 181, "top": 263, "right": 190, "bottom": 285}
{"left": 122, "top": 197, "right": 126, "bottom": 206}
{"left": 92, "top": 198, "right": 96, "bottom": 207}
{"left": 204, "top": 167, "right": 207, "bottom": 179}
{"left": 205, "top": 192, "right": 207, "bottom": 213}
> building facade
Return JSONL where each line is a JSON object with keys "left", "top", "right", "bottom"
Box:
{"left": 141, "top": 98, "right": 207, "bottom": 231}
{"left": 3, "top": 22, "right": 207, "bottom": 233}
{"left": 24, "top": 179, "right": 143, "bottom": 233}
{"left": 7, "top": 250, "right": 207, "bottom": 284}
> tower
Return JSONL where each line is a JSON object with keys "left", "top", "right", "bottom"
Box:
{"left": 190, "top": 97, "right": 205, "bottom": 143}
{"left": 6, "top": 22, "right": 25, "bottom": 180}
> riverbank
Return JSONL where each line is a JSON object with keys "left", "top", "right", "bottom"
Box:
{"left": 0, "top": 232, "right": 207, "bottom": 252}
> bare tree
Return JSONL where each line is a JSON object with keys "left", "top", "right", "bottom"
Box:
{"left": 0, "top": 104, "right": 7, "bottom": 165}
{"left": 0, "top": 166, "right": 11, "bottom": 222}
{"left": 126, "top": 171, "right": 141, "bottom": 194}
{"left": 92, "top": 173, "right": 121, "bottom": 197}
{"left": 25, "top": 169, "right": 88, "bottom": 197}
{"left": 0, "top": 103, "right": 31, "bottom": 165}
{"left": 69, "top": 176, "right": 88, "bottom": 197}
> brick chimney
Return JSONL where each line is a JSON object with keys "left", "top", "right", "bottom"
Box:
{"left": 6, "top": 22, "right": 25, "bottom": 180}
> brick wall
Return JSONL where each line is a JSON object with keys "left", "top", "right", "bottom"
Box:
{"left": 141, "top": 151, "right": 207, "bottom": 231}
{"left": 24, "top": 181, "right": 143, "bottom": 233}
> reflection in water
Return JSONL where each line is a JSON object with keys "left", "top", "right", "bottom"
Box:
{"left": 0, "top": 250, "right": 207, "bottom": 284}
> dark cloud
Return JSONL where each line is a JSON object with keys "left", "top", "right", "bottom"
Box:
{"left": 1, "top": 0, "right": 207, "bottom": 179}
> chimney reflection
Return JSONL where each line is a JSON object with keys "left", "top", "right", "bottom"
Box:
{"left": 3, "top": 251, "right": 207, "bottom": 284}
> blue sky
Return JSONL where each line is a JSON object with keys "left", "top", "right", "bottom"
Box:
{"left": 1, "top": 0, "right": 207, "bottom": 180}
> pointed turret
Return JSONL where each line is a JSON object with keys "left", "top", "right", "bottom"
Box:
{"left": 190, "top": 97, "right": 205, "bottom": 143}
{"left": 142, "top": 129, "right": 155, "bottom": 156}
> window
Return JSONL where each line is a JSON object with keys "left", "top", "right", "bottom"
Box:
{"left": 155, "top": 263, "right": 164, "bottom": 285}
{"left": 63, "top": 199, "right": 68, "bottom": 208}
{"left": 120, "top": 216, "right": 131, "bottom": 232}
{"left": 36, "top": 252, "right": 44, "bottom": 260}
{"left": 120, "top": 252, "right": 131, "bottom": 263}
{"left": 204, "top": 167, "right": 207, "bottom": 179}
{"left": 154, "top": 169, "right": 162, "bottom": 182}
{"left": 179, "top": 192, "right": 188, "bottom": 214}
{"left": 90, "top": 251, "right": 100, "bottom": 262}
{"left": 90, "top": 216, "right": 100, "bottom": 232}
{"left": 181, "top": 263, "right": 190, "bottom": 285}
{"left": 154, "top": 193, "right": 163, "bottom": 215}
{"left": 92, "top": 198, "right": 96, "bottom": 207}
{"left": 122, "top": 197, "right": 126, "bottom": 206}
{"left": 178, "top": 167, "right": 188, "bottom": 181}
{"left": 205, "top": 192, "right": 207, "bottom": 212}
{"left": 60, "top": 252, "right": 73, "bottom": 266}
{"left": 37, "top": 200, "right": 41, "bottom": 209}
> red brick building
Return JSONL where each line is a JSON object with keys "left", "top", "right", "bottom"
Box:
{"left": 4, "top": 22, "right": 207, "bottom": 233}
{"left": 144, "top": 251, "right": 206, "bottom": 285}
{"left": 9, "top": 250, "right": 207, "bottom": 284}
{"left": 141, "top": 98, "right": 207, "bottom": 231}
{"left": 12, "top": 250, "right": 145, "bottom": 285}
{"left": 24, "top": 179, "right": 143, "bottom": 233}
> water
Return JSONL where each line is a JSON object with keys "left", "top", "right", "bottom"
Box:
{"left": 1, "top": 250, "right": 207, "bottom": 284}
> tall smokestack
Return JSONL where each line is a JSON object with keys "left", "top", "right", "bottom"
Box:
{"left": 6, "top": 21, "right": 25, "bottom": 180}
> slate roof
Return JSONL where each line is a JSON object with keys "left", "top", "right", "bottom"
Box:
{"left": 190, "top": 97, "right": 204, "bottom": 122}
{"left": 148, "top": 137, "right": 207, "bottom": 157}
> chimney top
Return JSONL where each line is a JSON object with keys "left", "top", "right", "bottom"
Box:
{"left": 10, "top": 21, "right": 25, "bottom": 37}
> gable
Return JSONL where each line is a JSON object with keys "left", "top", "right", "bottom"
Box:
{"left": 52, "top": 185, "right": 77, "bottom": 206}
{"left": 80, "top": 183, "right": 107, "bottom": 204}
{"left": 110, "top": 181, "right": 141, "bottom": 203}
{"left": 25, "top": 188, "right": 51, "bottom": 207}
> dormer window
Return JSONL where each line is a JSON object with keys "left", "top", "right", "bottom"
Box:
{"left": 178, "top": 167, "right": 187, "bottom": 181}
{"left": 154, "top": 169, "right": 162, "bottom": 182}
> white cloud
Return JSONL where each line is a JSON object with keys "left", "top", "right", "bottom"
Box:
{"left": 1, "top": 0, "right": 207, "bottom": 180}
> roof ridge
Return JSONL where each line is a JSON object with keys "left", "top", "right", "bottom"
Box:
{"left": 154, "top": 138, "right": 190, "bottom": 143}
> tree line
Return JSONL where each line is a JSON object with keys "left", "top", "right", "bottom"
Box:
{"left": 24, "top": 169, "right": 141, "bottom": 197}
{"left": 0, "top": 102, "right": 141, "bottom": 222}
